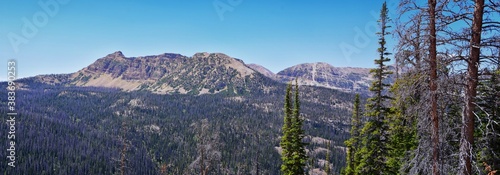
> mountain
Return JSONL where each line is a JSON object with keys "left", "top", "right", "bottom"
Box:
{"left": 272, "top": 62, "right": 372, "bottom": 95}
{"left": 2, "top": 51, "right": 362, "bottom": 174}
{"left": 247, "top": 63, "right": 278, "bottom": 80}
{"left": 248, "top": 62, "right": 374, "bottom": 95}
{"left": 29, "top": 52, "right": 375, "bottom": 95}
{"left": 64, "top": 51, "right": 263, "bottom": 95}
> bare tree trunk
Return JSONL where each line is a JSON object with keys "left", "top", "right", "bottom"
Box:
{"left": 201, "top": 146, "right": 206, "bottom": 175}
{"left": 415, "top": 15, "right": 421, "bottom": 71}
{"left": 428, "top": 0, "right": 439, "bottom": 174}
{"left": 120, "top": 121, "right": 129, "bottom": 175}
{"left": 461, "top": 0, "right": 484, "bottom": 174}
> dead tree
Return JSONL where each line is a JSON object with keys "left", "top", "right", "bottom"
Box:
{"left": 189, "top": 119, "right": 222, "bottom": 175}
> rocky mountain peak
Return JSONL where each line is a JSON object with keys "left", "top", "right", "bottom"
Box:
{"left": 314, "top": 62, "right": 332, "bottom": 67}
{"left": 67, "top": 51, "right": 261, "bottom": 95}
{"left": 106, "top": 51, "right": 125, "bottom": 59}
{"left": 193, "top": 52, "right": 234, "bottom": 61}
{"left": 192, "top": 52, "right": 210, "bottom": 58}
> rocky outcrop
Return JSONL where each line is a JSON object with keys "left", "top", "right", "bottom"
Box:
{"left": 69, "top": 51, "right": 259, "bottom": 94}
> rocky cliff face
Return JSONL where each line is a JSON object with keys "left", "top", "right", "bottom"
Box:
{"left": 69, "top": 51, "right": 259, "bottom": 95}
{"left": 276, "top": 62, "right": 373, "bottom": 94}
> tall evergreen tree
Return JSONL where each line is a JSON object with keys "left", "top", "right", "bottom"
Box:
{"left": 355, "top": 2, "right": 392, "bottom": 174}
{"left": 290, "top": 79, "right": 307, "bottom": 174}
{"left": 344, "top": 94, "right": 361, "bottom": 175}
{"left": 281, "top": 83, "right": 294, "bottom": 174}
{"left": 281, "top": 79, "right": 307, "bottom": 175}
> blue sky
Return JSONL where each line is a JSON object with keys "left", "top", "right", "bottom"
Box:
{"left": 0, "top": 0, "right": 398, "bottom": 80}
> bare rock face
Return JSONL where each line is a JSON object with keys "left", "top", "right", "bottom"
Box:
{"left": 68, "top": 51, "right": 260, "bottom": 95}
{"left": 276, "top": 62, "right": 373, "bottom": 94}
{"left": 83, "top": 51, "right": 185, "bottom": 80}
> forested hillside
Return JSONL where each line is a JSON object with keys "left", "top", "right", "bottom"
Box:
{"left": 0, "top": 72, "right": 358, "bottom": 174}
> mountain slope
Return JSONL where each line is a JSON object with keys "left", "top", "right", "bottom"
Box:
{"left": 247, "top": 63, "right": 278, "bottom": 80}
{"left": 277, "top": 62, "right": 373, "bottom": 94}
{"left": 3, "top": 51, "right": 361, "bottom": 174}
{"left": 67, "top": 51, "right": 262, "bottom": 95}
{"left": 33, "top": 52, "right": 376, "bottom": 95}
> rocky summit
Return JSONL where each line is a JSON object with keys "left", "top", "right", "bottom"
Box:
{"left": 68, "top": 51, "right": 261, "bottom": 95}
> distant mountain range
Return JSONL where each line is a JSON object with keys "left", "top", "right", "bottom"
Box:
{"left": 4, "top": 51, "right": 364, "bottom": 174}
{"left": 28, "top": 51, "right": 376, "bottom": 95}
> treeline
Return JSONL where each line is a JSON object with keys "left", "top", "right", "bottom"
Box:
{"left": 344, "top": 1, "right": 499, "bottom": 175}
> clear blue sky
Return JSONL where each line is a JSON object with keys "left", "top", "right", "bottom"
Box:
{"left": 0, "top": 0, "right": 398, "bottom": 81}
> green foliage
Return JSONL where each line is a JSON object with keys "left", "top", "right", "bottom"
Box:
{"left": 476, "top": 70, "right": 500, "bottom": 170}
{"left": 344, "top": 94, "right": 361, "bottom": 175}
{"left": 354, "top": 2, "right": 393, "bottom": 174}
{"left": 280, "top": 80, "right": 307, "bottom": 175}
{"left": 386, "top": 78, "right": 418, "bottom": 174}
{"left": 281, "top": 83, "right": 294, "bottom": 174}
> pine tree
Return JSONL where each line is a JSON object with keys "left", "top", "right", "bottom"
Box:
{"left": 280, "top": 80, "right": 307, "bottom": 175}
{"left": 281, "top": 82, "right": 294, "bottom": 174}
{"left": 290, "top": 78, "right": 307, "bottom": 174}
{"left": 344, "top": 94, "right": 361, "bottom": 175}
{"left": 355, "top": 2, "right": 392, "bottom": 174}
{"left": 386, "top": 78, "right": 417, "bottom": 174}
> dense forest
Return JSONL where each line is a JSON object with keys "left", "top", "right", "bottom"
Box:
{"left": 0, "top": 73, "right": 357, "bottom": 174}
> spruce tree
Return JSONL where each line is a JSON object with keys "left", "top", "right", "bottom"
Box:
{"left": 355, "top": 2, "right": 392, "bottom": 174}
{"left": 344, "top": 94, "right": 361, "bottom": 175}
{"left": 281, "top": 83, "right": 294, "bottom": 174}
{"left": 280, "top": 80, "right": 307, "bottom": 175}
{"left": 290, "top": 78, "right": 307, "bottom": 174}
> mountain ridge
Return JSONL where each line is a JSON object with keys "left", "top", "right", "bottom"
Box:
{"left": 26, "top": 51, "right": 375, "bottom": 95}
{"left": 65, "top": 51, "right": 262, "bottom": 95}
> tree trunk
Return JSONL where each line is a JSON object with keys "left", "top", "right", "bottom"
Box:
{"left": 415, "top": 15, "right": 422, "bottom": 71}
{"left": 461, "top": 0, "right": 484, "bottom": 174}
{"left": 428, "top": 0, "right": 439, "bottom": 174}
